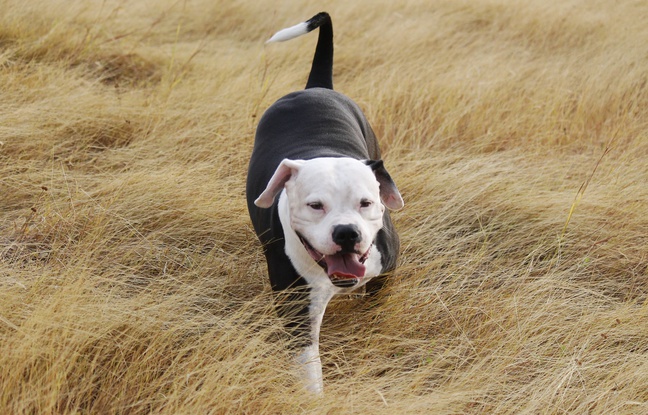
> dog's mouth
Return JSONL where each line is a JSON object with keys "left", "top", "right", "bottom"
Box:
{"left": 297, "top": 232, "right": 370, "bottom": 288}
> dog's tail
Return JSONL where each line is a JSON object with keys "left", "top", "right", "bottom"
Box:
{"left": 266, "top": 12, "right": 333, "bottom": 90}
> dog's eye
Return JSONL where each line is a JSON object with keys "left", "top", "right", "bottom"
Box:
{"left": 307, "top": 202, "right": 324, "bottom": 211}
{"left": 360, "top": 199, "right": 372, "bottom": 208}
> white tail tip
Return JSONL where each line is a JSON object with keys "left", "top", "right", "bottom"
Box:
{"left": 266, "top": 22, "right": 310, "bottom": 43}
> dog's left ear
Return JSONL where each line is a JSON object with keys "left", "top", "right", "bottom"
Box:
{"left": 255, "top": 159, "right": 305, "bottom": 208}
{"left": 365, "top": 160, "right": 404, "bottom": 210}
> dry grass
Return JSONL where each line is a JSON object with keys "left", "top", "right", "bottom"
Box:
{"left": 1, "top": 0, "right": 647, "bottom": 413}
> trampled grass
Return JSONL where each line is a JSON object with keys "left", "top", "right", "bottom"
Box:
{"left": 1, "top": 0, "right": 647, "bottom": 413}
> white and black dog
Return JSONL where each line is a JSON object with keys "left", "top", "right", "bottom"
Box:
{"left": 246, "top": 12, "right": 403, "bottom": 394}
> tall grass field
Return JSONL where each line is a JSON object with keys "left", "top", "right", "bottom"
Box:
{"left": 1, "top": 0, "right": 647, "bottom": 413}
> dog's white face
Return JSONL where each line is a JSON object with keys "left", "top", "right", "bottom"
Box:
{"left": 285, "top": 158, "right": 384, "bottom": 280}
{"left": 255, "top": 157, "right": 402, "bottom": 285}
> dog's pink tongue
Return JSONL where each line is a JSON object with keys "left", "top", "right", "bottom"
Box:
{"left": 324, "top": 253, "right": 366, "bottom": 279}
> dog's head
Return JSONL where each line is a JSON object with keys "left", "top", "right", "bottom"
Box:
{"left": 255, "top": 157, "right": 403, "bottom": 284}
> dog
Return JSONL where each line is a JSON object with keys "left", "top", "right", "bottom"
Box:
{"left": 246, "top": 12, "right": 403, "bottom": 394}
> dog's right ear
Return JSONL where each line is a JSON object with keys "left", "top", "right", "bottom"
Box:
{"left": 254, "top": 159, "right": 305, "bottom": 208}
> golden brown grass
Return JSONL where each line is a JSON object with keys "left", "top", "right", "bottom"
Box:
{"left": 1, "top": 0, "right": 647, "bottom": 413}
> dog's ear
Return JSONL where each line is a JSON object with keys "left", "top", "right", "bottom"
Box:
{"left": 365, "top": 160, "right": 404, "bottom": 210}
{"left": 254, "top": 159, "right": 305, "bottom": 208}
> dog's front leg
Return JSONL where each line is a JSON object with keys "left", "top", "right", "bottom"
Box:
{"left": 296, "top": 284, "right": 334, "bottom": 394}
{"left": 296, "top": 343, "right": 324, "bottom": 394}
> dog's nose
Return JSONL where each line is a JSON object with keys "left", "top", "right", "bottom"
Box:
{"left": 332, "top": 224, "right": 362, "bottom": 252}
